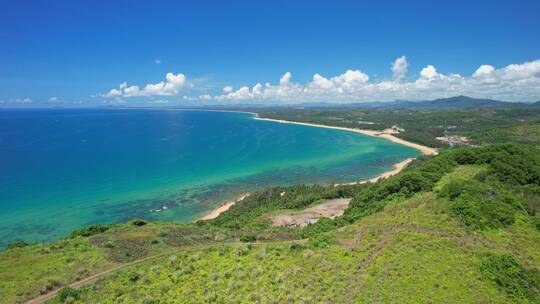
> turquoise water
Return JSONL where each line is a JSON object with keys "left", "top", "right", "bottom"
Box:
{"left": 0, "top": 108, "right": 420, "bottom": 247}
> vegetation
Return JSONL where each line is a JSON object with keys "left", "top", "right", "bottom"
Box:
{"left": 470, "top": 121, "right": 540, "bottom": 147}
{"left": 480, "top": 254, "right": 540, "bottom": 302}
{"left": 17, "top": 144, "right": 532, "bottom": 304}
{"left": 5, "top": 239, "right": 30, "bottom": 250}
{"left": 203, "top": 183, "right": 366, "bottom": 229}
{"left": 69, "top": 224, "right": 113, "bottom": 238}
{"left": 255, "top": 107, "right": 540, "bottom": 148}
{"left": 2, "top": 115, "right": 540, "bottom": 304}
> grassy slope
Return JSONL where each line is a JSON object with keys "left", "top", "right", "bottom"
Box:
{"left": 43, "top": 164, "right": 540, "bottom": 303}
{"left": 0, "top": 238, "right": 112, "bottom": 304}
{"left": 3, "top": 144, "right": 540, "bottom": 304}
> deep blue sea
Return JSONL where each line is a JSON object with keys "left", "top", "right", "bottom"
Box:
{"left": 0, "top": 108, "right": 420, "bottom": 247}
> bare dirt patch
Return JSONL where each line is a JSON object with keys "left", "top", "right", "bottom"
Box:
{"left": 270, "top": 198, "right": 351, "bottom": 227}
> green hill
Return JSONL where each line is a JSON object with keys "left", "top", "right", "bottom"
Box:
{"left": 1, "top": 144, "right": 540, "bottom": 304}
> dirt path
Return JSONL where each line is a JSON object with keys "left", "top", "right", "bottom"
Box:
{"left": 23, "top": 239, "right": 305, "bottom": 304}
{"left": 23, "top": 246, "right": 187, "bottom": 304}
{"left": 270, "top": 198, "right": 351, "bottom": 227}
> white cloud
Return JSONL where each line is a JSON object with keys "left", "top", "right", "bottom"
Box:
{"left": 499, "top": 60, "right": 540, "bottom": 80}
{"left": 473, "top": 65, "right": 495, "bottom": 77}
{"left": 105, "top": 73, "right": 186, "bottom": 97}
{"left": 280, "top": 72, "right": 292, "bottom": 85}
{"left": 101, "top": 57, "right": 540, "bottom": 103}
{"left": 15, "top": 97, "right": 33, "bottom": 104}
{"left": 155, "top": 59, "right": 162, "bottom": 64}
{"left": 209, "top": 57, "right": 540, "bottom": 102}
{"left": 420, "top": 65, "right": 439, "bottom": 79}
{"left": 48, "top": 96, "right": 59, "bottom": 102}
{"left": 391, "top": 56, "right": 408, "bottom": 80}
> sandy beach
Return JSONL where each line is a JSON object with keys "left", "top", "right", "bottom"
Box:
{"left": 199, "top": 193, "right": 250, "bottom": 220}
{"left": 200, "top": 158, "right": 415, "bottom": 221}
{"left": 337, "top": 157, "right": 415, "bottom": 186}
{"left": 254, "top": 117, "right": 438, "bottom": 156}
{"left": 200, "top": 115, "right": 437, "bottom": 221}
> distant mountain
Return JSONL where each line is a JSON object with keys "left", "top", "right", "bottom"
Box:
{"left": 164, "top": 95, "right": 535, "bottom": 111}
{"left": 299, "top": 95, "right": 532, "bottom": 110}
{"left": 412, "top": 95, "right": 517, "bottom": 109}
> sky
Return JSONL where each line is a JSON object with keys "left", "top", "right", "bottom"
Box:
{"left": 1, "top": 0, "right": 540, "bottom": 106}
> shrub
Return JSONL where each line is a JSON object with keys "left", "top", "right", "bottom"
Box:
{"left": 131, "top": 219, "right": 147, "bottom": 226}
{"left": 142, "top": 295, "right": 157, "bottom": 304}
{"left": 289, "top": 243, "right": 305, "bottom": 250}
{"left": 450, "top": 193, "right": 516, "bottom": 230}
{"left": 5, "top": 239, "right": 29, "bottom": 250}
{"left": 480, "top": 254, "right": 540, "bottom": 301}
{"left": 308, "top": 234, "right": 335, "bottom": 248}
{"left": 240, "top": 235, "right": 256, "bottom": 243}
{"left": 57, "top": 287, "right": 80, "bottom": 302}
{"left": 440, "top": 179, "right": 519, "bottom": 230}
{"left": 70, "top": 224, "right": 111, "bottom": 238}
{"left": 128, "top": 271, "right": 140, "bottom": 282}
{"left": 533, "top": 215, "right": 540, "bottom": 231}
{"left": 302, "top": 217, "right": 343, "bottom": 238}
{"left": 522, "top": 184, "right": 540, "bottom": 216}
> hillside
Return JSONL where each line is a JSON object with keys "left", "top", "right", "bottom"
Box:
{"left": 405, "top": 95, "right": 519, "bottom": 109}
{"left": 1, "top": 144, "right": 539, "bottom": 303}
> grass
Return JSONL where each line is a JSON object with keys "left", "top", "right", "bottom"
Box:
{"left": 358, "top": 232, "right": 509, "bottom": 303}
{"left": 44, "top": 167, "right": 540, "bottom": 303}
{"left": 0, "top": 237, "right": 112, "bottom": 304}
{"left": 3, "top": 145, "right": 540, "bottom": 304}
{"left": 49, "top": 243, "right": 368, "bottom": 303}
{"left": 0, "top": 220, "right": 299, "bottom": 303}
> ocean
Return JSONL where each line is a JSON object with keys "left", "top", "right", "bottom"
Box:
{"left": 0, "top": 108, "right": 420, "bottom": 247}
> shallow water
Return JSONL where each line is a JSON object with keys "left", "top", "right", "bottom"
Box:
{"left": 0, "top": 108, "right": 420, "bottom": 247}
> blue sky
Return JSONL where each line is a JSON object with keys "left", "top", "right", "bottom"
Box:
{"left": 1, "top": 0, "right": 540, "bottom": 105}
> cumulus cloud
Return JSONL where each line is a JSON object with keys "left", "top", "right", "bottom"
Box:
{"left": 105, "top": 73, "right": 186, "bottom": 97}
{"left": 155, "top": 59, "right": 162, "bottom": 64}
{"left": 208, "top": 58, "right": 540, "bottom": 102}
{"left": 420, "top": 65, "right": 439, "bottom": 79}
{"left": 100, "top": 57, "right": 540, "bottom": 103}
{"left": 48, "top": 96, "right": 59, "bottom": 103}
{"left": 391, "top": 56, "right": 408, "bottom": 80}
{"left": 473, "top": 65, "right": 495, "bottom": 77}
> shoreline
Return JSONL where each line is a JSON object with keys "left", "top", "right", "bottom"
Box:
{"left": 336, "top": 157, "right": 415, "bottom": 186}
{"left": 199, "top": 113, "right": 437, "bottom": 221}
{"left": 253, "top": 117, "right": 438, "bottom": 156}
{"left": 200, "top": 158, "right": 416, "bottom": 221}
{"left": 134, "top": 107, "right": 436, "bottom": 156}
{"left": 199, "top": 193, "right": 251, "bottom": 220}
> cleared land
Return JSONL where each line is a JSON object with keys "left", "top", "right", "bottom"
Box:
{"left": 270, "top": 198, "right": 351, "bottom": 227}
